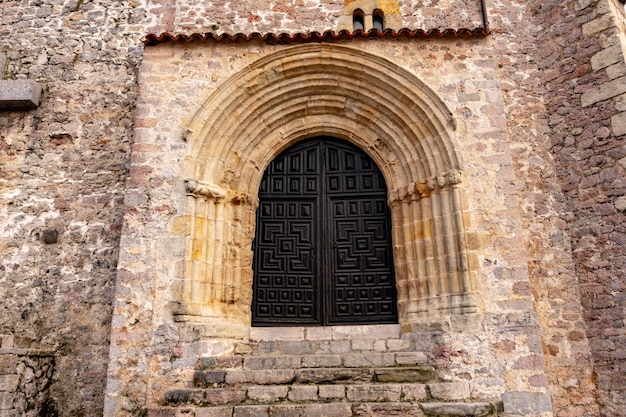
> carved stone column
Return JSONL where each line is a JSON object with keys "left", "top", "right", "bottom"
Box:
{"left": 175, "top": 180, "right": 258, "bottom": 326}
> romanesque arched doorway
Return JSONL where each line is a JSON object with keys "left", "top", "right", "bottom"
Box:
{"left": 252, "top": 137, "right": 397, "bottom": 326}
{"left": 178, "top": 43, "right": 480, "bottom": 334}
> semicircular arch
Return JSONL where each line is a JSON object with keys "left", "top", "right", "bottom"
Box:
{"left": 184, "top": 42, "right": 461, "bottom": 197}
{"left": 178, "top": 42, "right": 479, "bottom": 330}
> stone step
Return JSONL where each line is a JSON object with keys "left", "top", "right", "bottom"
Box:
{"left": 247, "top": 336, "right": 416, "bottom": 356}
{"left": 196, "top": 351, "right": 429, "bottom": 372}
{"left": 149, "top": 400, "right": 502, "bottom": 417}
{"left": 194, "top": 365, "right": 436, "bottom": 387}
{"left": 165, "top": 381, "right": 475, "bottom": 407}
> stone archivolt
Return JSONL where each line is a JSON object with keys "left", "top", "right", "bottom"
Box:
{"left": 177, "top": 43, "right": 479, "bottom": 333}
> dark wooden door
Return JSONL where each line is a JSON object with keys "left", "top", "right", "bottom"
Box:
{"left": 252, "top": 137, "right": 397, "bottom": 326}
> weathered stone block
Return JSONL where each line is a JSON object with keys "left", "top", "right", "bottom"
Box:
{"left": 244, "top": 356, "right": 300, "bottom": 370}
{"left": 233, "top": 405, "right": 269, "bottom": 417}
{"left": 287, "top": 385, "right": 318, "bottom": 402}
{"left": 611, "top": 111, "right": 626, "bottom": 136}
{"left": 375, "top": 366, "right": 435, "bottom": 383}
{"left": 353, "top": 403, "right": 425, "bottom": 416}
{"left": 331, "top": 324, "right": 400, "bottom": 340}
{"left": 590, "top": 43, "right": 624, "bottom": 71}
{"left": 225, "top": 370, "right": 295, "bottom": 385}
{"left": 194, "top": 407, "right": 235, "bottom": 417}
{"left": 421, "top": 402, "right": 493, "bottom": 416}
{"left": 386, "top": 339, "right": 413, "bottom": 352}
{"left": 318, "top": 384, "right": 346, "bottom": 400}
{"left": 346, "top": 384, "right": 402, "bottom": 402}
{"left": 582, "top": 13, "right": 616, "bottom": 36}
{"left": 193, "top": 370, "right": 225, "bottom": 387}
{"left": 269, "top": 403, "right": 352, "bottom": 417}
{"left": 247, "top": 386, "right": 288, "bottom": 403}
{"left": 249, "top": 327, "right": 304, "bottom": 342}
{"left": 427, "top": 382, "right": 471, "bottom": 400}
{"left": 395, "top": 352, "right": 428, "bottom": 366}
{"left": 300, "top": 354, "right": 341, "bottom": 368}
{"left": 318, "top": 340, "right": 351, "bottom": 354}
{"left": 0, "top": 355, "right": 18, "bottom": 375}
{"left": 163, "top": 390, "right": 191, "bottom": 405}
{"left": 0, "top": 80, "right": 42, "bottom": 110}
{"left": 401, "top": 384, "right": 428, "bottom": 401}
{"left": 0, "top": 374, "right": 19, "bottom": 391}
{"left": 295, "top": 368, "right": 374, "bottom": 384}
{"left": 281, "top": 342, "right": 316, "bottom": 355}
{"left": 343, "top": 353, "right": 395, "bottom": 368}
{"left": 190, "top": 388, "right": 246, "bottom": 406}
{"left": 146, "top": 408, "right": 197, "bottom": 417}
{"left": 501, "top": 392, "right": 553, "bottom": 414}
{"left": 581, "top": 76, "right": 626, "bottom": 107}
{"left": 0, "top": 391, "right": 14, "bottom": 410}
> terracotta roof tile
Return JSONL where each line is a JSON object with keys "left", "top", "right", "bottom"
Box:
{"left": 143, "top": 28, "right": 489, "bottom": 46}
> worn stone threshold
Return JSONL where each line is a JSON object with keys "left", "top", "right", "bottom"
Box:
{"left": 249, "top": 324, "right": 402, "bottom": 342}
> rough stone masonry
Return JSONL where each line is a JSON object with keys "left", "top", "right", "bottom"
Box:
{"left": 0, "top": 1, "right": 625, "bottom": 416}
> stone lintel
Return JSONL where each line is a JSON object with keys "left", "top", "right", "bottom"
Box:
{"left": 0, "top": 79, "right": 42, "bottom": 110}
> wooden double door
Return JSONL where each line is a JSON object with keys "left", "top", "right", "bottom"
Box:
{"left": 252, "top": 137, "right": 397, "bottom": 326}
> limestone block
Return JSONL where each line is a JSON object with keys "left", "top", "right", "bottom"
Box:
{"left": 194, "top": 407, "right": 236, "bottom": 417}
{"left": 0, "top": 80, "right": 42, "bottom": 110}
{"left": 287, "top": 385, "right": 318, "bottom": 402}
{"left": 295, "top": 368, "right": 374, "bottom": 384}
{"left": 582, "top": 13, "right": 617, "bottom": 37}
{"left": 190, "top": 388, "right": 246, "bottom": 406}
{"left": 269, "top": 403, "right": 352, "bottom": 417}
{"left": 581, "top": 76, "right": 626, "bottom": 107}
{"left": 615, "top": 196, "right": 626, "bottom": 211}
{"left": 346, "top": 384, "right": 402, "bottom": 402}
{"left": 318, "top": 384, "right": 345, "bottom": 400}
{"left": 246, "top": 386, "right": 288, "bottom": 403}
{"left": 591, "top": 43, "right": 625, "bottom": 71}
{"left": 611, "top": 111, "right": 626, "bottom": 136}
{"left": 281, "top": 341, "right": 317, "bottom": 355}
{"left": 375, "top": 366, "right": 435, "bottom": 383}
{"left": 421, "top": 402, "right": 493, "bottom": 416}
{"left": 427, "top": 381, "right": 471, "bottom": 400}
{"left": 395, "top": 351, "right": 428, "bottom": 365}
{"left": 300, "top": 354, "right": 341, "bottom": 368}
{"left": 225, "top": 369, "right": 294, "bottom": 385}
{"left": 343, "top": 352, "right": 395, "bottom": 367}
{"left": 233, "top": 406, "right": 269, "bottom": 417}
{"left": 244, "top": 355, "right": 301, "bottom": 370}
{"left": 501, "top": 392, "right": 552, "bottom": 414}
{"left": 0, "top": 374, "right": 19, "bottom": 391}
{"left": 402, "top": 384, "right": 428, "bottom": 401}
{"left": 249, "top": 327, "right": 304, "bottom": 342}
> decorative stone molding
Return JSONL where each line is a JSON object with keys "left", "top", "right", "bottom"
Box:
{"left": 178, "top": 43, "right": 480, "bottom": 332}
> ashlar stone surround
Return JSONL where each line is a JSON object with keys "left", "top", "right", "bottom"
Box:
{"left": 105, "top": 38, "right": 552, "bottom": 416}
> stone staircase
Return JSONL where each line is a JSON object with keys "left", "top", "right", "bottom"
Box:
{"left": 147, "top": 326, "right": 503, "bottom": 417}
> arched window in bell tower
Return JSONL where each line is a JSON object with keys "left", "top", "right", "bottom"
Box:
{"left": 373, "top": 9, "right": 384, "bottom": 31}
{"left": 353, "top": 9, "right": 365, "bottom": 31}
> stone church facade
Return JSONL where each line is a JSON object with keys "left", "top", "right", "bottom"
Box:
{"left": 1, "top": 1, "right": 625, "bottom": 416}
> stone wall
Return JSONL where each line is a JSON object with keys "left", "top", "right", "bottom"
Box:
{"left": 0, "top": 1, "right": 143, "bottom": 415}
{"left": 0, "top": 335, "right": 55, "bottom": 417}
{"left": 105, "top": 33, "right": 558, "bottom": 415}
{"left": 0, "top": 0, "right": 624, "bottom": 416}
{"left": 528, "top": 0, "right": 626, "bottom": 415}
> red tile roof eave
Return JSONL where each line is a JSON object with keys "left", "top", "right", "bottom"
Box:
{"left": 142, "top": 28, "right": 490, "bottom": 46}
